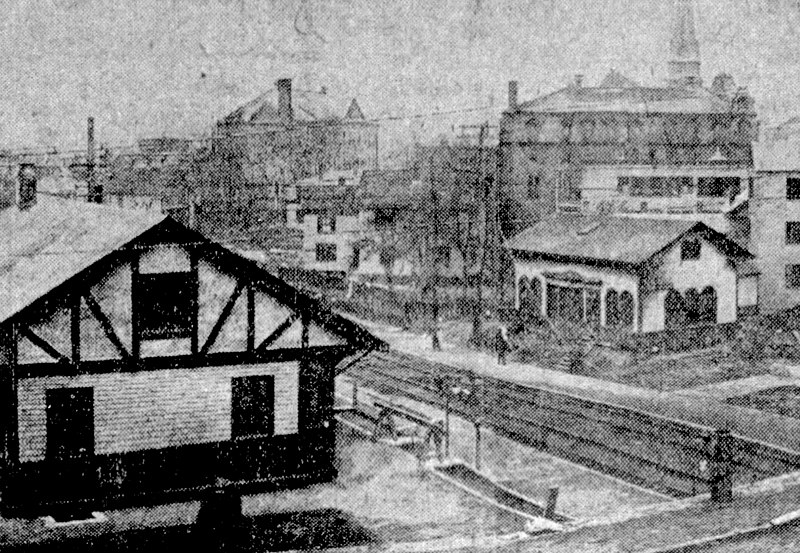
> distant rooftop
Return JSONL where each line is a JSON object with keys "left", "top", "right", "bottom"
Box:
{"left": 506, "top": 213, "right": 752, "bottom": 267}
{"left": 513, "top": 69, "right": 748, "bottom": 115}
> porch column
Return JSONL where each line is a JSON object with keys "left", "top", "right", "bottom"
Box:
{"left": 582, "top": 289, "right": 588, "bottom": 322}
{"left": 600, "top": 288, "right": 607, "bottom": 327}
{"left": 541, "top": 280, "right": 548, "bottom": 318}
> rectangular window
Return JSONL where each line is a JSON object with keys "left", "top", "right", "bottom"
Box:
{"left": 231, "top": 375, "right": 275, "bottom": 438}
{"left": 317, "top": 214, "right": 336, "bottom": 234}
{"left": 315, "top": 243, "right": 337, "bottom": 262}
{"left": 698, "top": 177, "right": 741, "bottom": 198}
{"left": 788, "top": 178, "right": 800, "bottom": 200}
{"left": 787, "top": 222, "right": 800, "bottom": 245}
{"left": 527, "top": 175, "right": 540, "bottom": 199}
{"left": 133, "top": 272, "right": 194, "bottom": 340}
{"left": 434, "top": 246, "right": 450, "bottom": 266}
{"left": 787, "top": 265, "right": 800, "bottom": 288}
{"left": 681, "top": 239, "right": 701, "bottom": 261}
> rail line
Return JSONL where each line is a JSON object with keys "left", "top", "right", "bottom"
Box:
{"left": 345, "top": 350, "right": 800, "bottom": 498}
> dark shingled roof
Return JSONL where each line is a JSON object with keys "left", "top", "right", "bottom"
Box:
{"left": 0, "top": 197, "right": 166, "bottom": 322}
{"left": 505, "top": 214, "right": 752, "bottom": 266}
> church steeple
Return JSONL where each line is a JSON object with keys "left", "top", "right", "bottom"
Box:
{"left": 667, "top": 0, "right": 702, "bottom": 87}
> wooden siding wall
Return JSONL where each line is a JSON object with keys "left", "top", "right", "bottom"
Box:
{"left": 18, "top": 361, "right": 299, "bottom": 462}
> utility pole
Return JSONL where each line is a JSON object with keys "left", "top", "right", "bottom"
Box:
{"left": 87, "top": 117, "right": 99, "bottom": 203}
{"left": 429, "top": 165, "right": 442, "bottom": 352}
{"left": 471, "top": 122, "right": 489, "bottom": 345}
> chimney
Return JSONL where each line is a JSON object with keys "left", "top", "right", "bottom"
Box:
{"left": 17, "top": 163, "right": 37, "bottom": 211}
{"left": 87, "top": 116, "right": 103, "bottom": 203}
{"left": 508, "top": 80, "right": 518, "bottom": 110}
{"left": 276, "top": 78, "right": 293, "bottom": 124}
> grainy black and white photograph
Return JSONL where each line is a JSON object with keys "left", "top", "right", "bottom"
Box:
{"left": 2, "top": 0, "right": 800, "bottom": 551}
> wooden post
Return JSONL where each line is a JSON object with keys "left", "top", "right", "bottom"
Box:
{"left": 444, "top": 393, "right": 450, "bottom": 458}
{"left": 474, "top": 420, "right": 481, "bottom": 471}
{"left": 709, "top": 429, "right": 734, "bottom": 503}
{"left": 545, "top": 487, "right": 559, "bottom": 519}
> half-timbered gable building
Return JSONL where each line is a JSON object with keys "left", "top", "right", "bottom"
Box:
{"left": 0, "top": 194, "right": 382, "bottom": 516}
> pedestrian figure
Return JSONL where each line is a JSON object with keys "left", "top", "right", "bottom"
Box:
{"left": 707, "top": 429, "right": 734, "bottom": 503}
{"left": 495, "top": 324, "right": 510, "bottom": 365}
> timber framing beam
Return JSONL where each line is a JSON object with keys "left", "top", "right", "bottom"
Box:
{"left": 83, "top": 292, "right": 131, "bottom": 360}
{"left": 255, "top": 313, "right": 299, "bottom": 354}
{"left": 200, "top": 281, "right": 245, "bottom": 355}
{"left": 19, "top": 327, "right": 70, "bottom": 365}
{"left": 16, "top": 344, "right": 358, "bottom": 378}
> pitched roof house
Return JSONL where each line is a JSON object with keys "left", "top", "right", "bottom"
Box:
{"left": 506, "top": 214, "right": 757, "bottom": 333}
{"left": 0, "top": 182, "right": 382, "bottom": 516}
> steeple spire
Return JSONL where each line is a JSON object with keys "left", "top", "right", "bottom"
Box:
{"left": 667, "top": 0, "right": 702, "bottom": 87}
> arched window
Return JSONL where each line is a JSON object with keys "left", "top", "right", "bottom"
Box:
{"left": 699, "top": 286, "right": 717, "bottom": 324}
{"left": 529, "top": 277, "right": 542, "bottom": 316}
{"left": 665, "top": 289, "right": 686, "bottom": 329}
{"left": 618, "top": 291, "right": 634, "bottom": 329}
{"left": 518, "top": 276, "right": 530, "bottom": 310}
{"left": 605, "top": 289, "right": 619, "bottom": 328}
{"left": 685, "top": 288, "right": 701, "bottom": 324}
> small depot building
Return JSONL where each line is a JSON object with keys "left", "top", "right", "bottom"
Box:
{"left": 0, "top": 192, "right": 383, "bottom": 517}
{"left": 505, "top": 214, "right": 758, "bottom": 333}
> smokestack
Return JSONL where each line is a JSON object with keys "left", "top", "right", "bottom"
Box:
{"left": 17, "top": 164, "right": 37, "bottom": 211}
{"left": 87, "top": 116, "right": 102, "bottom": 203}
{"left": 276, "top": 78, "right": 293, "bottom": 124}
{"left": 508, "top": 80, "right": 518, "bottom": 110}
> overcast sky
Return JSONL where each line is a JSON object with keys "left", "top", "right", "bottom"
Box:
{"left": 2, "top": 0, "right": 800, "bottom": 151}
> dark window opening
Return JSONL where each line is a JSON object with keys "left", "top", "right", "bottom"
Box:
{"left": 232, "top": 375, "right": 275, "bottom": 439}
{"left": 374, "top": 208, "right": 400, "bottom": 228}
{"left": 788, "top": 178, "right": 800, "bottom": 200}
{"left": 546, "top": 284, "right": 583, "bottom": 323}
{"left": 698, "top": 177, "right": 741, "bottom": 199}
{"left": 519, "top": 277, "right": 542, "bottom": 316}
{"left": 786, "top": 265, "right": 800, "bottom": 288}
{"left": 605, "top": 289, "right": 619, "bottom": 327}
{"left": 434, "top": 246, "right": 450, "bottom": 266}
{"left": 315, "top": 243, "right": 337, "bottom": 262}
{"left": 681, "top": 239, "right": 701, "bottom": 261}
{"left": 586, "top": 289, "right": 601, "bottom": 326}
{"left": 665, "top": 289, "right": 686, "bottom": 329}
{"left": 527, "top": 175, "right": 540, "bottom": 199}
{"left": 787, "top": 222, "right": 800, "bottom": 245}
{"left": 627, "top": 176, "right": 682, "bottom": 197}
{"left": 618, "top": 291, "right": 634, "bottom": 329}
{"left": 317, "top": 214, "right": 336, "bottom": 234}
{"left": 133, "top": 271, "right": 194, "bottom": 340}
{"left": 664, "top": 287, "right": 717, "bottom": 327}
{"left": 350, "top": 246, "right": 361, "bottom": 271}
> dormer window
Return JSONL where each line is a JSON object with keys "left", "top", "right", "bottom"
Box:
{"left": 681, "top": 239, "right": 701, "bottom": 261}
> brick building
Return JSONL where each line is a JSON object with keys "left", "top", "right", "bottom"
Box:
{"left": 498, "top": 0, "right": 757, "bottom": 236}
{"left": 215, "top": 79, "right": 378, "bottom": 189}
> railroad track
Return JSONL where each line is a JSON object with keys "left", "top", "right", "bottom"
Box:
{"left": 345, "top": 350, "right": 800, "bottom": 499}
